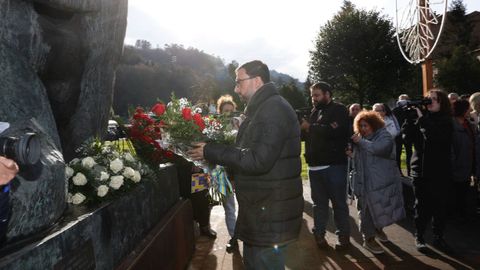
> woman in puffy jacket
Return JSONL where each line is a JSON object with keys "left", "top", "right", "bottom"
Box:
{"left": 348, "top": 111, "right": 405, "bottom": 254}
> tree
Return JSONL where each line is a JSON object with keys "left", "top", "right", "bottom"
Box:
{"left": 308, "top": 1, "right": 416, "bottom": 106}
{"left": 435, "top": 45, "right": 480, "bottom": 94}
{"left": 135, "top": 39, "right": 152, "bottom": 50}
{"left": 278, "top": 81, "right": 307, "bottom": 109}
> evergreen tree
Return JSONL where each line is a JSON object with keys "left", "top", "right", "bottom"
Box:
{"left": 308, "top": 1, "right": 416, "bottom": 106}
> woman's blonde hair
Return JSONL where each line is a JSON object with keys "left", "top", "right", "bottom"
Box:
{"left": 353, "top": 111, "right": 385, "bottom": 134}
{"left": 216, "top": 94, "right": 237, "bottom": 113}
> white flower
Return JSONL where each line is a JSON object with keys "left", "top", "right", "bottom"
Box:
{"left": 81, "top": 157, "right": 96, "bottom": 169}
{"left": 72, "top": 193, "right": 86, "bottom": 205}
{"left": 109, "top": 175, "right": 124, "bottom": 190}
{"left": 132, "top": 170, "right": 141, "bottom": 183}
{"left": 110, "top": 158, "right": 124, "bottom": 173}
{"left": 65, "top": 166, "right": 74, "bottom": 178}
{"left": 72, "top": 172, "right": 87, "bottom": 186}
{"left": 100, "top": 171, "right": 110, "bottom": 181}
{"left": 97, "top": 185, "right": 109, "bottom": 197}
{"left": 70, "top": 158, "right": 80, "bottom": 165}
{"left": 124, "top": 153, "right": 135, "bottom": 162}
{"left": 67, "top": 193, "right": 73, "bottom": 203}
{"left": 123, "top": 167, "right": 135, "bottom": 179}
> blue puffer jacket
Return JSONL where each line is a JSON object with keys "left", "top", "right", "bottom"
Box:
{"left": 204, "top": 83, "right": 303, "bottom": 246}
{"left": 352, "top": 127, "right": 405, "bottom": 228}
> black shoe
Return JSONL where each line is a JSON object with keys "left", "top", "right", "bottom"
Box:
{"left": 314, "top": 235, "right": 329, "bottom": 249}
{"left": 226, "top": 238, "right": 238, "bottom": 253}
{"left": 200, "top": 226, "right": 217, "bottom": 239}
{"left": 433, "top": 237, "right": 451, "bottom": 253}
{"left": 334, "top": 236, "right": 351, "bottom": 251}
{"left": 415, "top": 237, "right": 427, "bottom": 253}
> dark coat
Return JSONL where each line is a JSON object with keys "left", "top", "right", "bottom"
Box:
{"left": 204, "top": 83, "right": 303, "bottom": 246}
{"left": 403, "top": 111, "right": 453, "bottom": 179}
{"left": 304, "top": 101, "right": 350, "bottom": 166}
{"left": 451, "top": 119, "right": 476, "bottom": 182}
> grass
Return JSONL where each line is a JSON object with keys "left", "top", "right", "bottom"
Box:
{"left": 301, "top": 142, "right": 308, "bottom": 180}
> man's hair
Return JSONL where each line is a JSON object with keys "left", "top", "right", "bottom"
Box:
{"left": 349, "top": 103, "right": 361, "bottom": 110}
{"left": 216, "top": 94, "right": 237, "bottom": 113}
{"left": 398, "top": 94, "right": 409, "bottom": 101}
{"left": 452, "top": 99, "right": 470, "bottom": 117}
{"left": 469, "top": 92, "right": 480, "bottom": 111}
{"left": 353, "top": 111, "right": 385, "bottom": 134}
{"left": 448, "top": 92, "right": 459, "bottom": 99}
{"left": 310, "top": 81, "right": 333, "bottom": 96}
{"left": 237, "top": 60, "right": 270, "bottom": 83}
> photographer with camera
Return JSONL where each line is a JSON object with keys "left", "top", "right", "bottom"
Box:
{"left": 402, "top": 89, "right": 453, "bottom": 252}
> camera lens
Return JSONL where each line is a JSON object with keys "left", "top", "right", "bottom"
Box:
{"left": 0, "top": 133, "right": 40, "bottom": 165}
{"left": 17, "top": 133, "right": 41, "bottom": 165}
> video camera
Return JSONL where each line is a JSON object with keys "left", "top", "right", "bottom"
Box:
{"left": 295, "top": 107, "right": 312, "bottom": 122}
{"left": 398, "top": 98, "right": 432, "bottom": 121}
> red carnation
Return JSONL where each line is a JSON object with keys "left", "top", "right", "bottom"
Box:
{"left": 135, "top": 107, "right": 144, "bottom": 114}
{"left": 193, "top": 113, "right": 205, "bottom": 131}
{"left": 182, "top": 108, "right": 192, "bottom": 121}
{"left": 151, "top": 103, "right": 166, "bottom": 116}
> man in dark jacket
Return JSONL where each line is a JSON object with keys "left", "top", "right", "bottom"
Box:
{"left": 188, "top": 60, "right": 303, "bottom": 269}
{"left": 300, "top": 82, "right": 351, "bottom": 250}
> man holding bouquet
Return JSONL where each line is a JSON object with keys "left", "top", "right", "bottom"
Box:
{"left": 188, "top": 60, "right": 303, "bottom": 269}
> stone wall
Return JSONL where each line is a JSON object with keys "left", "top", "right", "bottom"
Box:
{"left": 0, "top": 0, "right": 127, "bottom": 240}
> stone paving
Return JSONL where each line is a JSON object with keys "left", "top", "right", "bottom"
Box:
{"left": 188, "top": 182, "right": 480, "bottom": 270}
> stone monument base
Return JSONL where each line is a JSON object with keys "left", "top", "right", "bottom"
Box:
{"left": 0, "top": 165, "right": 194, "bottom": 270}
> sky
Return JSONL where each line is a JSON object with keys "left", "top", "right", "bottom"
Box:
{"left": 125, "top": 0, "right": 480, "bottom": 80}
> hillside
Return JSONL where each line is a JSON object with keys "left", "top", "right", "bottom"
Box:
{"left": 112, "top": 43, "right": 305, "bottom": 116}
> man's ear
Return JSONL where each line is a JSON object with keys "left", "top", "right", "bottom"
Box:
{"left": 253, "top": 76, "right": 264, "bottom": 88}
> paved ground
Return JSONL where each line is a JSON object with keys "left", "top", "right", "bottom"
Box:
{"left": 188, "top": 182, "right": 480, "bottom": 270}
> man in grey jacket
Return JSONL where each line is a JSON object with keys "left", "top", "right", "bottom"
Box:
{"left": 188, "top": 60, "right": 303, "bottom": 269}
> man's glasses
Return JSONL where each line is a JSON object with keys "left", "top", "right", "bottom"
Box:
{"left": 235, "top": 77, "right": 255, "bottom": 86}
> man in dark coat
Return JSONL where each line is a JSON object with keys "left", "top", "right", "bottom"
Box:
{"left": 300, "top": 82, "right": 351, "bottom": 250}
{"left": 188, "top": 60, "right": 303, "bottom": 269}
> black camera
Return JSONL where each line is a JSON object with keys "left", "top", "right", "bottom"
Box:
{"left": 0, "top": 133, "right": 41, "bottom": 166}
{"left": 399, "top": 98, "right": 432, "bottom": 108}
{"left": 398, "top": 98, "right": 432, "bottom": 121}
{"left": 295, "top": 107, "right": 312, "bottom": 122}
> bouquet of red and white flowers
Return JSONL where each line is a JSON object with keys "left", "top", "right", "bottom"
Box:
{"left": 153, "top": 95, "right": 236, "bottom": 163}
{"left": 152, "top": 94, "right": 237, "bottom": 202}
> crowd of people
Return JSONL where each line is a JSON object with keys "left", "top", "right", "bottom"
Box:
{"left": 305, "top": 86, "right": 479, "bottom": 255}
{"left": 3, "top": 59, "right": 477, "bottom": 269}
{"left": 184, "top": 60, "right": 480, "bottom": 269}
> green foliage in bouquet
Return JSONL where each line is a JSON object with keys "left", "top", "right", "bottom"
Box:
{"left": 157, "top": 93, "right": 206, "bottom": 144}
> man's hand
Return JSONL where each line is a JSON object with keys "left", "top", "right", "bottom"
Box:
{"left": 330, "top": 122, "right": 338, "bottom": 129}
{"left": 187, "top": 142, "right": 207, "bottom": 161}
{"left": 0, "top": 156, "right": 19, "bottom": 185}
{"left": 300, "top": 119, "right": 310, "bottom": 131}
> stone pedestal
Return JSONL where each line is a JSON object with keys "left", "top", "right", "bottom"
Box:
{"left": 0, "top": 165, "right": 193, "bottom": 270}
